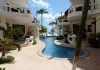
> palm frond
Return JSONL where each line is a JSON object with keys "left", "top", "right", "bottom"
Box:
{"left": 49, "top": 21, "right": 57, "bottom": 25}
{"left": 36, "top": 8, "right": 48, "bottom": 14}
{"left": 8, "top": 28, "right": 23, "bottom": 38}
{"left": 9, "top": 41, "right": 21, "bottom": 51}
{"left": 4, "top": 38, "right": 21, "bottom": 51}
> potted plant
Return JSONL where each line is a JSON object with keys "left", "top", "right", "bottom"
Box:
{"left": 88, "top": 33, "right": 99, "bottom": 48}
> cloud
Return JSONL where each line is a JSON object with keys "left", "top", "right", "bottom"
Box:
{"left": 37, "top": 13, "right": 62, "bottom": 22}
{"left": 44, "top": 13, "right": 63, "bottom": 22}
{"left": 31, "top": 0, "right": 51, "bottom": 9}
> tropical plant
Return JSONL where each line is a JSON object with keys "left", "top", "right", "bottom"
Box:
{"left": 88, "top": 33, "right": 100, "bottom": 48}
{"left": 39, "top": 25, "right": 47, "bottom": 33}
{"left": 0, "top": 55, "right": 15, "bottom": 64}
{"left": 36, "top": 8, "right": 48, "bottom": 26}
{"left": 0, "top": 68, "right": 6, "bottom": 70}
{"left": 39, "top": 34, "right": 45, "bottom": 38}
{"left": 51, "top": 28, "right": 55, "bottom": 33}
{"left": 49, "top": 21, "right": 57, "bottom": 35}
{"left": 0, "top": 26, "right": 21, "bottom": 58}
{"left": 72, "top": 0, "right": 90, "bottom": 70}
{"left": 32, "top": 39, "right": 37, "bottom": 45}
{"left": 55, "top": 35, "right": 64, "bottom": 40}
{"left": 49, "top": 21, "right": 57, "bottom": 29}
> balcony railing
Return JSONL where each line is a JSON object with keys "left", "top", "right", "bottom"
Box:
{"left": 68, "top": 4, "right": 97, "bottom": 15}
{"left": 3, "top": 5, "right": 32, "bottom": 15}
{"left": 58, "top": 19, "right": 68, "bottom": 23}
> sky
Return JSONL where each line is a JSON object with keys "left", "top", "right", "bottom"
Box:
{"left": 27, "top": 0, "right": 71, "bottom": 32}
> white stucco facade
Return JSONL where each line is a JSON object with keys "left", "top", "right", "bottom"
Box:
{"left": 57, "top": 0, "right": 100, "bottom": 39}
{"left": 0, "top": 0, "right": 39, "bottom": 39}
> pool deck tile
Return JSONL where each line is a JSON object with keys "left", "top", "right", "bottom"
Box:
{"left": 0, "top": 39, "right": 100, "bottom": 70}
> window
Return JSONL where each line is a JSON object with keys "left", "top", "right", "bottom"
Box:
{"left": 59, "top": 20, "right": 62, "bottom": 22}
{"left": 88, "top": 25, "right": 92, "bottom": 32}
{"left": 27, "top": 10, "right": 31, "bottom": 14}
{"left": 88, "top": 5, "right": 91, "bottom": 10}
{"left": 20, "top": 10, "right": 24, "bottom": 13}
{"left": 69, "top": 8, "right": 73, "bottom": 14}
{"left": 63, "top": 20, "right": 68, "bottom": 22}
{"left": 17, "top": 8, "right": 24, "bottom": 13}
{"left": 76, "top": 6, "right": 82, "bottom": 11}
{"left": 11, "top": 8, "right": 18, "bottom": 12}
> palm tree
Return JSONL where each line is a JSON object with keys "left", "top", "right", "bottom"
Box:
{"left": 39, "top": 25, "right": 47, "bottom": 33}
{"left": 0, "top": 26, "right": 22, "bottom": 58}
{"left": 36, "top": 8, "right": 48, "bottom": 26}
{"left": 49, "top": 21, "right": 57, "bottom": 35}
{"left": 72, "top": 0, "right": 90, "bottom": 70}
{"left": 49, "top": 21, "right": 57, "bottom": 29}
{"left": 0, "top": 38, "right": 20, "bottom": 58}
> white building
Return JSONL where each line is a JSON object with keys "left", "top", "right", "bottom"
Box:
{"left": 0, "top": 0, "right": 39, "bottom": 39}
{"left": 57, "top": 0, "right": 100, "bottom": 39}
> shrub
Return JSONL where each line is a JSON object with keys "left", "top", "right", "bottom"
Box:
{"left": 64, "top": 39, "right": 70, "bottom": 44}
{"left": 55, "top": 35, "right": 64, "bottom": 40}
{"left": 0, "top": 68, "right": 6, "bottom": 70}
{"left": 88, "top": 33, "right": 100, "bottom": 48}
{"left": 33, "top": 39, "right": 37, "bottom": 45}
{"left": 11, "top": 47, "right": 17, "bottom": 50}
{"left": 96, "top": 32, "right": 100, "bottom": 39}
{"left": 40, "top": 34, "right": 45, "bottom": 38}
{"left": 0, "top": 56, "right": 15, "bottom": 64}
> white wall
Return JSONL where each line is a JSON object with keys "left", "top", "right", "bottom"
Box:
{"left": 95, "top": 0, "right": 100, "bottom": 10}
{"left": 69, "top": 0, "right": 84, "bottom": 5}
{"left": 96, "top": 13, "right": 100, "bottom": 33}
{"left": 0, "top": 18, "right": 7, "bottom": 39}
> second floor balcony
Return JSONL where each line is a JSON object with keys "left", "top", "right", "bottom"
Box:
{"left": 57, "top": 19, "right": 71, "bottom": 26}
{"left": 3, "top": 5, "right": 34, "bottom": 23}
{"left": 67, "top": 4, "right": 95, "bottom": 22}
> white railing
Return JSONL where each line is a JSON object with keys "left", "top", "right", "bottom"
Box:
{"left": 3, "top": 5, "right": 32, "bottom": 15}
{"left": 58, "top": 19, "right": 68, "bottom": 23}
{"left": 68, "top": 3, "right": 98, "bottom": 15}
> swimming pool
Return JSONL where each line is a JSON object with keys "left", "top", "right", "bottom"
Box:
{"left": 41, "top": 37, "right": 84, "bottom": 58}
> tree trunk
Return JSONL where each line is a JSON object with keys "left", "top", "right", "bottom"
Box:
{"left": 72, "top": 0, "right": 90, "bottom": 70}
{"left": 52, "top": 25, "right": 54, "bottom": 35}
{"left": 41, "top": 14, "right": 43, "bottom": 26}
{"left": 1, "top": 47, "right": 6, "bottom": 59}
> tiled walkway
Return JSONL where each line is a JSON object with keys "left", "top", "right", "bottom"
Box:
{"left": 0, "top": 39, "right": 100, "bottom": 70}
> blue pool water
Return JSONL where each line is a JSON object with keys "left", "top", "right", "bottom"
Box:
{"left": 41, "top": 37, "right": 84, "bottom": 58}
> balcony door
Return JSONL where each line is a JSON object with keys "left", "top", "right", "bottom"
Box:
{"left": 73, "top": 24, "right": 87, "bottom": 39}
{"left": 73, "top": 24, "right": 79, "bottom": 35}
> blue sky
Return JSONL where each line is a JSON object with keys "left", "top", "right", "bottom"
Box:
{"left": 27, "top": 0, "right": 71, "bottom": 32}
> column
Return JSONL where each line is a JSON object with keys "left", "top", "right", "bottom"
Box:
{"left": 71, "top": 23, "right": 73, "bottom": 34}
{"left": 62, "top": 25, "right": 64, "bottom": 36}
{"left": 25, "top": 25, "right": 28, "bottom": 35}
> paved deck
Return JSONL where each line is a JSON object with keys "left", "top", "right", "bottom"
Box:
{"left": 0, "top": 39, "right": 100, "bottom": 70}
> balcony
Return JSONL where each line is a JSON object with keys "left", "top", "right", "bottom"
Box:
{"left": 69, "top": 0, "right": 84, "bottom": 5}
{"left": 57, "top": 19, "right": 71, "bottom": 26}
{"left": 3, "top": 5, "right": 34, "bottom": 23}
{"left": 67, "top": 4, "right": 94, "bottom": 22}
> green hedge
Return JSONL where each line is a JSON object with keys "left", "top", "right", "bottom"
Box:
{"left": 55, "top": 35, "right": 64, "bottom": 40}
{"left": 0, "top": 56, "right": 15, "bottom": 64}
{"left": 40, "top": 34, "right": 45, "bottom": 38}
{"left": 88, "top": 33, "right": 100, "bottom": 48}
{"left": 33, "top": 39, "right": 37, "bottom": 45}
{"left": 0, "top": 68, "right": 6, "bottom": 70}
